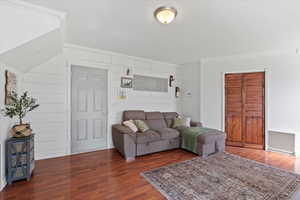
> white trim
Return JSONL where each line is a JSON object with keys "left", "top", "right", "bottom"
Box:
{"left": 199, "top": 61, "right": 204, "bottom": 122}
{"left": 66, "top": 60, "right": 72, "bottom": 155}
{"left": 267, "top": 147, "right": 295, "bottom": 156}
{"left": 4, "top": 0, "right": 66, "bottom": 21}
{"left": 64, "top": 43, "right": 179, "bottom": 67}
{"left": 264, "top": 70, "right": 270, "bottom": 151}
{"left": 71, "top": 146, "right": 108, "bottom": 155}
{"left": 68, "top": 63, "right": 110, "bottom": 155}
{"left": 1, "top": 178, "right": 6, "bottom": 191}
{"left": 221, "top": 69, "right": 269, "bottom": 150}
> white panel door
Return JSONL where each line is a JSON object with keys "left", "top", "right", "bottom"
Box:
{"left": 71, "top": 65, "right": 107, "bottom": 154}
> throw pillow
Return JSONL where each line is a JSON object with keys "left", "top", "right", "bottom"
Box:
{"left": 134, "top": 120, "right": 150, "bottom": 132}
{"left": 123, "top": 120, "right": 138, "bottom": 133}
{"left": 173, "top": 117, "right": 191, "bottom": 128}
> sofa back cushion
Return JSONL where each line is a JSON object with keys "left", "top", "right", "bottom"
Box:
{"left": 134, "top": 120, "right": 150, "bottom": 132}
{"left": 145, "top": 112, "right": 167, "bottom": 130}
{"left": 123, "top": 110, "right": 145, "bottom": 121}
{"left": 163, "top": 112, "right": 179, "bottom": 128}
{"left": 123, "top": 120, "right": 138, "bottom": 132}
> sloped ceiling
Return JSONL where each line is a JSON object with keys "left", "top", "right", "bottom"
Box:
{"left": 0, "top": 0, "right": 62, "bottom": 55}
{"left": 23, "top": 0, "right": 300, "bottom": 64}
{"left": 0, "top": 29, "right": 63, "bottom": 72}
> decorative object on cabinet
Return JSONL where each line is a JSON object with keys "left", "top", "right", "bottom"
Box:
{"left": 1, "top": 91, "right": 39, "bottom": 138}
{"left": 169, "top": 75, "right": 175, "bottom": 87}
{"left": 5, "top": 70, "right": 17, "bottom": 105}
{"left": 6, "top": 134, "right": 35, "bottom": 184}
{"left": 121, "top": 77, "right": 133, "bottom": 88}
{"left": 175, "top": 86, "right": 180, "bottom": 98}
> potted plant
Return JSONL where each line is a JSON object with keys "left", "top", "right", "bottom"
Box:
{"left": 1, "top": 91, "right": 39, "bottom": 138}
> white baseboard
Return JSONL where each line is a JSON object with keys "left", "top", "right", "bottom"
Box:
{"left": 0, "top": 177, "right": 7, "bottom": 191}
{"left": 36, "top": 152, "right": 67, "bottom": 161}
{"left": 268, "top": 147, "right": 295, "bottom": 156}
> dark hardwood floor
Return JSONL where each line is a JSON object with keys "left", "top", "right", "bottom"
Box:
{"left": 1, "top": 147, "right": 299, "bottom": 200}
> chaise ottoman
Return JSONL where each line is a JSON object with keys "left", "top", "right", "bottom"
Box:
{"left": 180, "top": 127, "right": 226, "bottom": 157}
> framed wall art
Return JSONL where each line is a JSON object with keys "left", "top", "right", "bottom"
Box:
{"left": 5, "top": 70, "right": 17, "bottom": 105}
{"left": 121, "top": 77, "right": 133, "bottom": 88}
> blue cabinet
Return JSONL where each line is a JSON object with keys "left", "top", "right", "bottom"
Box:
{"left": 6, "top": 134, "right": 34, "bottom": 184}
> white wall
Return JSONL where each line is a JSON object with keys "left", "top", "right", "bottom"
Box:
{"left": 18, "top": 44, "right": 180, "bottom": 160}
{"left": 201, "top": 50, "right": 300, "bottom": 154}
{"left": 66, "top": 44, "right": 180, "bottom": 149}
{"left": 0, "top": 64, "right": 20, "bottom": 191}
{"left": 20, "top": 54, "right": 68, "bottom": 160}
{"left": 177, "top": 62, "right": 201, "bottom": 121}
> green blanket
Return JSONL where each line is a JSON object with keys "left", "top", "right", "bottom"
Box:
{"left": 181, "top": 127, "right": 213, "bottom": 153}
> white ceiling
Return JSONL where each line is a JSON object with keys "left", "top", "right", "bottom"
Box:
{"left": 23, "top": 0, "right": 300, "bottom": 64}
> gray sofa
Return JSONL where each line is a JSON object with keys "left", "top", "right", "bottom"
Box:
{"left": 112, "top": 110, "right": 226, "bottom": 161}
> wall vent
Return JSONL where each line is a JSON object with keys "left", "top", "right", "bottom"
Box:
{"left": 268, "top": 130, "right": 295, "bottom": 155}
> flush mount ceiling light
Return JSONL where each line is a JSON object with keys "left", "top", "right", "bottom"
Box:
{"left": 154, "top": 6, "right": 177, "bottom": 24}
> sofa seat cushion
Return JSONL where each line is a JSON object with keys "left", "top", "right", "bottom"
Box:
{"left": 135, "top": 130, "right": 161, "bottom": 144}
{"left": 156, "top": 128, "right": 180, "bottom": 139}
{"left": 197, "top": 130, "right": 226, "bottom": 144}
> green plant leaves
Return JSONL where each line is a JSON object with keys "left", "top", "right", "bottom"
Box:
{"left": 1, "top": 91, "right": 39, "bottom": 125}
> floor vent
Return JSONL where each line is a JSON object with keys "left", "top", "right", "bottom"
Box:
{"left": 268, "top": 130, "right": 295, "bottom": 155}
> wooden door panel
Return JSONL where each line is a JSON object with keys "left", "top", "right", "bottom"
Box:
{"left": 225, "top": 72, "right": 265, "bottom": 149}
{"left": 225, "top": 74, "right": 243, "bottom": 146}
{"left": 245, "top": 117, "right": 263, "bottom": 144}
{"left": 243, "top": 72, "right": 265, "bottom": 149}
{"left": 226, "top": 115, "right": 242, "bottom": 143}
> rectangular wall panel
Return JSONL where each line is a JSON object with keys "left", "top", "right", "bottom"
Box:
{"left": 77, "top": 119, "right": 88, "bottom": 141}
{"left": 133, "top": 75, "right": 168, "bottom": 92}
{"left": 268, "top": 131, "right": 295, "bottom": 154}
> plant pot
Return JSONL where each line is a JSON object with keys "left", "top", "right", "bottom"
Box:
{"left": 11, "top": 124, "right": 32, "bottom": 138}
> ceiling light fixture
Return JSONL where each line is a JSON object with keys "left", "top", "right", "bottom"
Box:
{"left": 154, "top": 6, "right": 177, "bottom": 24}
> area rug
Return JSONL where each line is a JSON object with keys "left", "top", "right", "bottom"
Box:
{"left": 141, "top": 152, "right": 300, "bottom": 200}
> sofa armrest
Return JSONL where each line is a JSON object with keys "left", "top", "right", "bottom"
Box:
{"left": 191, "top": 121, "right": 202, "bottom": 127}
{"left": 112, "top": 124, "right": 134, "bottom": 135}
{"left": 112, "top": 124, "right": 136, "bottom": 161}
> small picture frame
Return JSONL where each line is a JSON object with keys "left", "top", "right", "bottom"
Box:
{"left": 121, "top": 77, "right": 133, "bottom": 88}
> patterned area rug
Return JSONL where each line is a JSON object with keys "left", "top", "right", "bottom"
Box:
{"left": 142, "top": 152, "right": 300, "bottom": 200}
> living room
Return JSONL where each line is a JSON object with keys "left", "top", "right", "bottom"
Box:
{"left": 1, "top": 0, "right": 300, "bottom": 199}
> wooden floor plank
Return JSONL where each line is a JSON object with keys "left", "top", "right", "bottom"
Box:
{"left": 0, "top": 147, "right": 299, "bottom": 200}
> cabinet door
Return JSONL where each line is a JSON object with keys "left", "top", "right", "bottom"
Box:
{"left": 243, "top": 72, "right": 265, "bottom": 149}
{"left": 225, "top": 72, "right": 265, "bottom": 149}
{"left": 225, "top": 74, "right": 243, "bottom": 147}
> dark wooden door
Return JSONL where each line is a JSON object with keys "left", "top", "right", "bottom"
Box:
{"left": 225, "top": 72, "right": 265, "bottom": 149}
{"left": 225, "top": 74, "right": 243, "bottom": 147}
